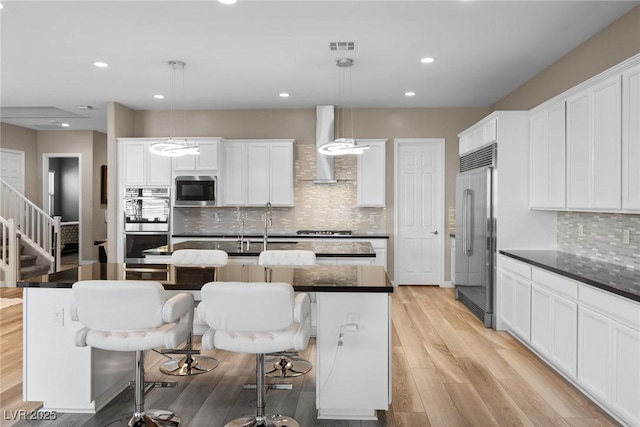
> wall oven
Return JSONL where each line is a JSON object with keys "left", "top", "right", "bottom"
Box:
{"left": 124, "top": 188, "right": 170, "bottom": 263}
{"left": 175, "top": 175, "right": 216, "bottom": 207}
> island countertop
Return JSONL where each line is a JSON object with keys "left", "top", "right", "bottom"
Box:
{"left": 18, "top": 263, "right": 393, "bottom": 293}
{"left": 144, "top": 240, "right": 376, "bottom": 258}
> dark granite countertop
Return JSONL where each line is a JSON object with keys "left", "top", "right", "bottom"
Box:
{"left": 499, "top": 250, "right": 640, "bottom": 303}
{"left": 144, "top": 240, "right": 376, "bottom": 258}
{"left": 18, "top": 263, "right": 393, "bottom": 293}
{"left": 172, "top": 232, "right": 389, "bottom": 239}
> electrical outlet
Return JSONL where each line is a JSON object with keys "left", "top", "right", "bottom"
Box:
{"left": 53, "top": 307, "right": 64, "bottom": 327}
{"left": 346, "top": 312, "right": 359, "bottom": 328}
{"left": 623, "top": 229, "right": 630, "bottom": 245}
{"left": 578, "top": 223, "right": 584, "bottom": 237}
{"left": 369, "top": 214, "right": 376, "bottom": 224}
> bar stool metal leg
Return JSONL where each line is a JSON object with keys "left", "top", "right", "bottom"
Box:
{"left": 160, "top": 332, "right": 218, "bottom": 376}
{"left": 105, "top": 350, "right": 181, "bottom": 427}
{"left": 226, "top": 354, "right": 300, "bottom": 427}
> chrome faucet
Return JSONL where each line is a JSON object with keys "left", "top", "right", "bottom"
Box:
{"left": 236, "top": 207, "right": 245, "bottom": 251}
{"left": 263, "top": 202, "right": 273, "bottom": 250}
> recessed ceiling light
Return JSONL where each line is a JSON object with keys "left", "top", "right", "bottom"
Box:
{"left": 279, "top": 93, "right": 290, "bottom": 98}
{"left": 93, "top": 61, "right": 109, "bottom": 68}
{"left": 420, "top": 57, "right": 435, "bottom": 64}
{"left": 77, "top": 105, "right": 94, "bottom": 110}
{"left": 405, "top": 92, "right": 416, "bottom": 97}
{"left": 61, "top": 123, "right": 70, "bottom": 128}
{"left": 218, "top": 0, "right": 237, "bottom": 4}
{"left": 153, "top": 94, "right": 165, "bottom": 99}
{"left": 0, "top": 4, "right": 4, "bottom": 10}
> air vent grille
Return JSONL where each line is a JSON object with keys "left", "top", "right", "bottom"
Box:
{"left": 459, "top": 143, "right": 497, "bottom": 172}
{"left": 329, "top": 41, "right": 356, "bottom": 51}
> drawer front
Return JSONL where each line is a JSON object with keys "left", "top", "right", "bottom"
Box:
{"left": 501, "top": 256, "right": 532, "bottom": 280}
{"left": 532, "top": 267, "right": 578, "bottom": 300}
{"left": 580, "top": 284, "right": 640, "bottom": 330}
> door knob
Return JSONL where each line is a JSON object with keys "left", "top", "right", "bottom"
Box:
{"left": 431, "top": 230, "right": 438, "bottom": 235}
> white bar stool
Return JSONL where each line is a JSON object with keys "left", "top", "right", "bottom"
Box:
{"left": 258, "top": 249, "right": 316, "bottom": 379}
{"left": 160, "top": 249, "right": 228, "bottom": 376}
{"left": 199, "top": 281, "right": 311, "bottom": 427}
{"left": 71, "top": 280, "right": 193, "bottom": 427}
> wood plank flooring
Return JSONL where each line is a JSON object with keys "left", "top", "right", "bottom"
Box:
{"left": 0, "top": 286, "right": 621, "bottom": 426}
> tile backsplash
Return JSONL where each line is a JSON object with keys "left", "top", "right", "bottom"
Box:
{"left": 557, "top": 212, "right": 640, "bottom": 269}
{"left": 173, "top": 144, "right": 386, "bottom": 235}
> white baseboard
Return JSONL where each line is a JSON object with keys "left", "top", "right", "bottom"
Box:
{"left": 440, "top": 281, "right": 455, "bottom": 288}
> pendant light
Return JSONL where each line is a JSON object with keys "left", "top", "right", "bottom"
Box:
{"left": 149, "top": 60, "right": 200, "bottom": 157}
{"left": 318, "top": 58, "right": 369, "bottom": 156}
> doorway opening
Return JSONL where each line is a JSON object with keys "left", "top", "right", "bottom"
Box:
{"left": 43, "top": 154, "right": 81, "bottom": 266}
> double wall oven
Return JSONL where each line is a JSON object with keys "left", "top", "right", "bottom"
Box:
{"left": 124, "top": 188, "right": 170, "bottom": 263}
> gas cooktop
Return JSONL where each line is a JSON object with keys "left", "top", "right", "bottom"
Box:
{"left": 296, "top": 230, "right": 353, "bottom": 236}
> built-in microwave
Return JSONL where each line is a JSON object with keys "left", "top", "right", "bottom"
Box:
{"left": 175, "top": 176, "right": 217, "bottom": 206}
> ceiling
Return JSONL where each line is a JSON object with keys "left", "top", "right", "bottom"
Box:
{"left": 1, "top": 0, "right": 638, "bottom": 134}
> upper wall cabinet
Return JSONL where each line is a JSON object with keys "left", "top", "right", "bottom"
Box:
{"left": 173, "top": 139, "right": 221, "bottom": 173}
{"left": 530, "top": 101, "right": 566, "bottom": 209}
{"left": 357, "top": 139, "right": 388, "bottom": 207}
{"left": 119, "top": 139, "right": 172, "bottom": 187}
{"left": 622, "top": 64, "right": 640, "bottom": 211}
{"left": 459, "top": 117, "right": 498, "bottom": 156}
{"left": 221, "top": 139, "right": 294, "bottom": 207}
{"left": 566, "top": 75, "right": 621, "bottom": 210}
{"left": 529, "top": 54, "right": 640, "bottom": 213}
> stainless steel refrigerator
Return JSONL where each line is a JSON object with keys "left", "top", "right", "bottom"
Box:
{"left": 455, "top": 143, "right": 497, "bottom": 328}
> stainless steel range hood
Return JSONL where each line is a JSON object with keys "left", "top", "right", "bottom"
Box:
{"left": 314, "top": 105, "right": 337, "bottom": 184}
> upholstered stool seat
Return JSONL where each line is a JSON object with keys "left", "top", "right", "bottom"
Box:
{"left": 71, "top": 280, "right": 193, "bottom": 427}
{"left": 160, "top": 249, "right": 228, "bottom": 376}
{"left": 258, "top": 249, "right": 316, "bottom": 379}
{"left": 199, "top": 281, "right": 311, "bottom": 427}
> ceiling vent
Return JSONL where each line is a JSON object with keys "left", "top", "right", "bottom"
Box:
{"left": 329, "top": 41, "right": 356, "bottom": 51}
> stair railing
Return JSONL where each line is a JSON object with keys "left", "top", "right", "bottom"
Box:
{"left": 0, "top": 179, "right": 62, "bottom": 274}
{"left": 0, "top": 217, "right": 19, "bottom": 287}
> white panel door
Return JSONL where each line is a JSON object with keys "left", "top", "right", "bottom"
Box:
{"left": 0, "top": 149, "right": 25, "bottom": 194}
{"left": 395, "top": 139, "right": 443, "bottom": 285}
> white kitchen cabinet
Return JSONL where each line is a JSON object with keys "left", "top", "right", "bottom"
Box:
{"left": 578, "top": 284, "right": 640, "bottom": 426}
{"left": 221, "top": 140, "right": 294, "bottom": 207}
{"left": 498, "top": 256, "right": 531, "bottom": 342}
{"left": 499, "top": 254, "right": 640, "bottom": 426}
{"left": 530, "top": 268, "right": 578, "bottom": 379}
{"left": 459, "top": 116, "right": 498, "bottom": 155}
{"left": 357, "top": 139, "right": 387, "bottom": 207}
{"left": 530, "top": 101, "right": 566, "bottom": 209}
{"left": 173, "top": 139, "right": 220, "bottom": 173}
{"left": 622, "top": 64, "right": 640, "bottom": 211}
{"left": 119, "top": 139, "right": 172, "bottom": 187}
{"left": 566, "top": 75, "right": 622, "bottom": 210}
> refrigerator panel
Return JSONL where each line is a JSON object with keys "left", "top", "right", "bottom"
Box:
{"left": 454, "top": 172, "right": 469, "bottom": 286}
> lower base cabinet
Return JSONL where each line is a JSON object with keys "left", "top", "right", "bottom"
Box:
{"left": 498, "top": 255, "right": 640, "bottom": 426}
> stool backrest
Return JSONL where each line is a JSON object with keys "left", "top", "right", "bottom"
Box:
{"left": 171, "top": 249, "right": 228, "bottom": 267}
{"left": 72, "top": 280, "right": 166, "bottom": 331}
{"left": 258, "top": 250, "right": 316, "bottom": 268}
{"left": 200, "top": 282, "right": 294, "bottom": 332}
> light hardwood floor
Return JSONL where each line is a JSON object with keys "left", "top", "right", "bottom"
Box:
{"left": 0, "top": 286, "right": 621, "bottom": 426}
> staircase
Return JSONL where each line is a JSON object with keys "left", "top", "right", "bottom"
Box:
{"left": 19, "top": 242, "right": 52, "bottom": 280}
{"left": 0, "top": 179, "right": 61, "bottom": 287}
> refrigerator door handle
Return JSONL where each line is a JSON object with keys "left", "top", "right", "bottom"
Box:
{"left": 464, "top": 189, "right": 473, "bottom": 256}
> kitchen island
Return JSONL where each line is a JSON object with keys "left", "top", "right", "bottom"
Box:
{"left": 143, "top": 239, "right": 377, "bottom": 265}
{"left": 19, "top": 263, "right": 392, "bottom": 421}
